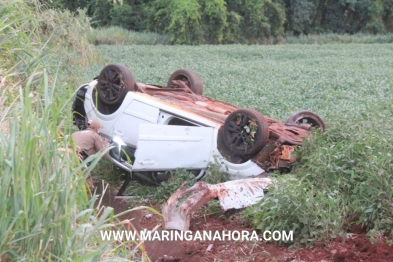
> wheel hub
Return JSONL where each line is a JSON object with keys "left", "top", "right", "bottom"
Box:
{"left": 99, "top": 69, "right": 122, "bottom": 101}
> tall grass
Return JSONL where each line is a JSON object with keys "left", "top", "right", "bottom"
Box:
{"left": 284, "top": 32, "right": 393, "bottom": 44}
{"left": 0, "top": 0, "right": 95, "bottom": 94}
{"left": 87, "top": 25, "right": 393, "bottom": 46}
{"left": 0, "top": 1, "right": 146, "bottom": 260}
{"left": 88, "top": 26, "right": 171, "bottom": 45}
{"left": 0, "top": 71, "right": 153, "bottom": 260}
{"left": 2, "top": 73, "right": 97, "bottom": 260}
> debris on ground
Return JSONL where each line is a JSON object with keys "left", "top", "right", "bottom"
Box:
{"left": 163, "top": 177, "right": 272, "bottom": 231}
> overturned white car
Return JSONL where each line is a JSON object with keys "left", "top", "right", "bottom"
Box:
{"left": 72, "top": 64, "right": 325, "bottom": 193}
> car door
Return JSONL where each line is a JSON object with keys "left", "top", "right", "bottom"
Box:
{"left": 112, "top": 100, "right": 160, "bottom": 147}
{"left": 132, "top": 124, "right": 215, "bottom": 171}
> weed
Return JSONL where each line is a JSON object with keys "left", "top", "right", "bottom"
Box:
{"left": 0, "top": 1, "right": 135, "bottom": 260}
{"left": 367, "top": 229, "right": 385, "bottom": 244}
{"left": 124, "top": 169, "right": 195, "bottom": 205}
{"left": 203, "top": 156, "right": 230, "bottom": 184}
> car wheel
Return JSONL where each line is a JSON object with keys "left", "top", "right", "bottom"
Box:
{"left": 223, "top": 109, "right": 269, "bottom": 155}
{"left": 97, "top": 64, "right": 136, "bottom": 106}
{"left": 167, "top": 69, "right": 203, "bottom": 95}
{"left": 285, "top": 111, "right": 326, "bottom": 132}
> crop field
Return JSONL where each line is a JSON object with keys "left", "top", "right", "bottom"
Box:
{"left": 6, "top": 1, "right": 392, "bottom": 259}
{"left": 79, "top": 44, "right": 393, "bottom": 243}
{"left": 83, "top": 44, "right": 393, "bottom": 125}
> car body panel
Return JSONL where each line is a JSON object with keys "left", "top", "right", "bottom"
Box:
{"left": 132, "top": 124, "right": 215, "bottom": 171}
{"left": 112, "top": 100, "right": 160, "bottom": 147}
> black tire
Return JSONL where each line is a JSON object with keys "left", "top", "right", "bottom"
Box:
{"left": 167, "top": 69, "right": 203, "bottom": 95}
{"left": 72, "top": 85, "right": 88, "bottom": 130}
{"left": 97, "top": 64, "right": 135, "bottom": 106}
{"left": 285, "top": 111, "right": 326, "bottom": 132}
{"left": 223, "top": 109, "right": 269, "bottom": 155}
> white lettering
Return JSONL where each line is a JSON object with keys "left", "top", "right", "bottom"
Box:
{"left": 222, "top": 230, "right": 231, "bottom": 241}
{"left": 272, "top": 231, "right": 281, "bottom": 241}
{"left": 203, "top": 230, "right": 212, "bottom": 241}
{"left": 213, "top": 231, "right": 221, "bottom": 241}
{"left": 241, "top": 231, "right": 250, "bottom": 241}
{"left": 151, "top": 231, "right": 161, "bottom": 241}
{"left": 174, "top": 230, "right": 183, "bottom": 241}
{"left": 140, "top": 229, "right": 151, "bottom": 242}
{"left": 100, "top": 230, "right": 112, "bottom": 241}
{"left": 98, "top": 230, "right": 293, "bottom": 242}
{"left": 184, "top": 231, "right": 192, "bottom": 241}
{"left": 282, "top": 230, "right": 293, "bottom": 242}
{"left": 112, "top": 230, "right": 124, "bottom": 241}
{"left": 124, "top": 230, "right": 138, "bottom": 241}
{"left": 194, "top": 231, "right": 202, "bottom": 241}
{"left": 263, "top": 231, "right": 271, "bottom": 241}
{"left": 250, "top": 231, "right": 259, "bottom": 241}
{"left": 162, "top": 230, "right": 169, "bottom": 241}
{"left": 232, "top": 231, "right": 240, "bottom": 241}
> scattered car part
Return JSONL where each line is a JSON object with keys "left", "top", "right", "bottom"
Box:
{"left": 163, "top": 178, "right": 273, "bottom": 231}
{"left": 72, "top": 85, "right": 88, "bottom": 130}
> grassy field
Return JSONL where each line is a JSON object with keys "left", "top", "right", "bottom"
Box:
{"left": 82, "top": 44, "right": 393, "bottom": 124}
{"left": 79, "top": 43, "right": 393, "bottom": 244}
{"left": 2, "top": 0, "right": 392, "bottom": 256}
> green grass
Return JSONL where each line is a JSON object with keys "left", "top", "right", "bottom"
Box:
{"left": 284, "top": 33, "right": 393, "bottom": 44}
{"left": 80, "top": 43, "right": 393, "bottom": 244}
{"left": 1, "top": 69, "right": 149, "bottom": 260}
{"left": 0, "top": 1, "right": 149, "bottom": 260}
{"left": 89, "top": 26, "right": 393, "bottom": 46}
{"left": 88, "top": 26, "right": 171, "bottom": 45}
{"left": 79, "top": 44, "right": 393, "bottom": 122}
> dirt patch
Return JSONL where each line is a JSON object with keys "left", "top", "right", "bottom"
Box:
{"left": 291, "top": 235, "right": 393, "bottom": 262}
{"left": 94, "top": 181, "right": 393, "bottom": 262}
{"left": 135, "top": 211, "right": 393, "bottom": 262}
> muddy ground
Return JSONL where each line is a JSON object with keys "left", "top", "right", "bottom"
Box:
{"left": 95, "top": 181, "right": 393, "bottom": 262}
